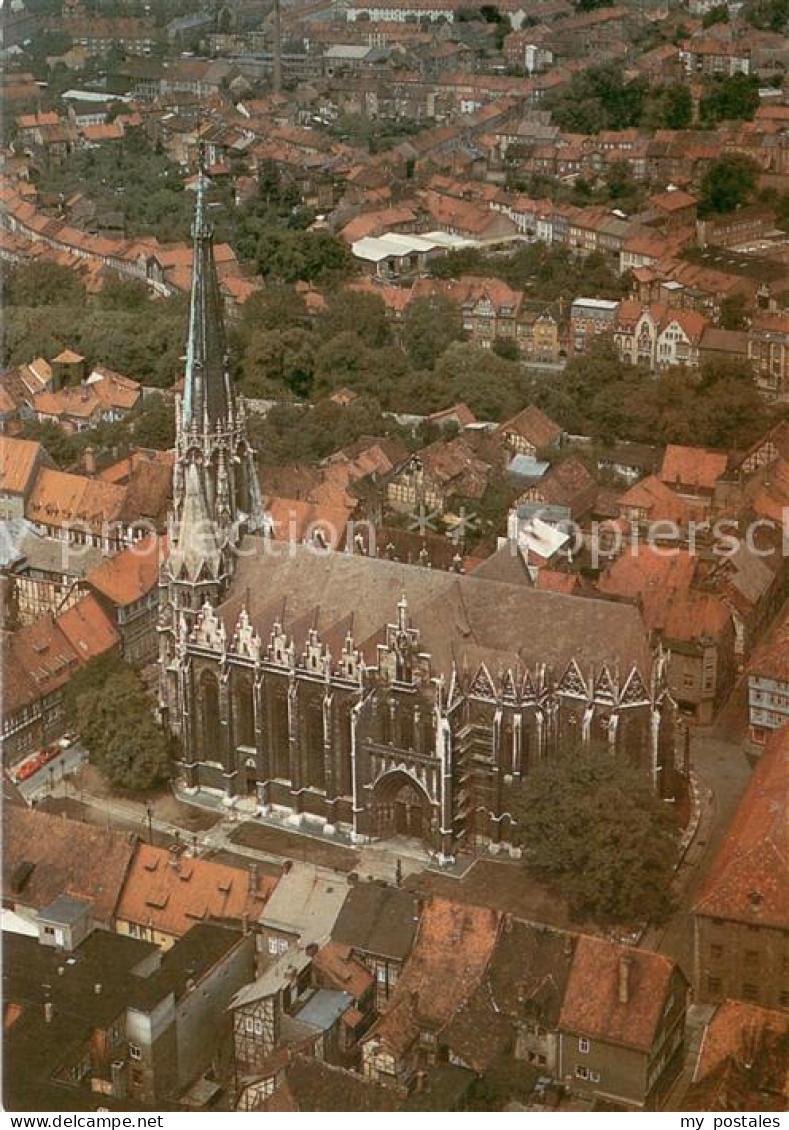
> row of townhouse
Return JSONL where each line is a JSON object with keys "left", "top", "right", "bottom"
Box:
{"left": 570, "top": 297, "right": 789, "bottom": 390}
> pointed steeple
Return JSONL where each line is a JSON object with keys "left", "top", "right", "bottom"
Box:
{"left": 168, "top": 462, "right": 224, "bottom": 583}
{"left": 181, "top": 166, "right": 235, "bottom": 435}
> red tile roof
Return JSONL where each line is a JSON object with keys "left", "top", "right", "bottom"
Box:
{"left": 0, "top": 436, "right": 42, "bottom": 496}
{"left": 115, "top": 843, "right": 277, "bottom": 941}
{"left": 560, "top": 934, "right": 677, "bottom": 1052}
{"left": 369, "top": 896, "right": 499, "bottom": 1055}
{"left": 748, "top": 605, "right": 789, "bottom": 685}
{"left": 2, "top": 807, "right": 135, "bottom": 926}
{"left": 499, "top": 404, "right": 562, "bottom": 449}
{"left": 86, "top": 534, "right": 162, "bottom": 607}
{"left": 694, "top": 725, "right": 789, "bottom": 930}
{"left": 56, "top": 592, "right": 120, "bottom": 659}
{"left": 660, "top": 444, "right": 728, "bottom": 492}
{"left": 598, "top": 547, "right": 731, "bottom": 643}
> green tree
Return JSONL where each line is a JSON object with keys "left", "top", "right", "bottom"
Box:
{"left": 743, "top": 0, "right": 789, "bottom": 28}
{"left": 65, "top": 655, "right": 170, "bottom": 791}
{"left": 322, "top": 288, "right": 391, "bottom": 348}
{"left": 243, "top": 327, "right": 315, "bottom": 398}
{"left": 699, "top": 73, "right": 760, "bottom": 124}
{"left": 702, "top": 2, "right": 729, "bottom": 24}
{"left": 402, "top": 294, "right": 465, "bottom": 369}
{"left": 507, "top": 746, "right": 679, "bottom": 924}
{"left": 238, "top": 284, "right": 309, "bottom": 335}
{"left": 699, "top": 152, "right": 759, "bottom": 215}
{"left": 131, "top": 393, "right": 176, "bottom": 450}
{"left": 435, "top": 342, "right": 521, "bottom": 420}
{"left": 659, "top": 83, "right": 693, "bottom": 129}
{"left": 6, "top": 261, "right": 86, "bottom": 308}
{"left": 719, "top": 292, "right": 749, "bottom": 330}
{"left": 256, "top": 229, "right": 355, "bottom": 284}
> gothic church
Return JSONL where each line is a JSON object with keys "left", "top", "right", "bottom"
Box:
{"left": 159, "top": 180, "right": 677, "bottom": 862}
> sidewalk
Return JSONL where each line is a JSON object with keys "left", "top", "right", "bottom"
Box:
{"left": 641, "top": 773, "right": 715, "bottom": 954}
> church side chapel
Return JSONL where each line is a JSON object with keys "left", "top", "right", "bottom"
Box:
{"left": 159, "top": 176, "right": 678, "bottom": 863}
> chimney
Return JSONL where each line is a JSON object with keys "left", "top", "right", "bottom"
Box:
{"left": 617, "top": 955, "right": 632, "bottom": 1005}
{"left": 415, "top": 1070, "right": 427, "bottom": 1093}
{"left": 83, "top": 446, "right": 96, "bottom": 476}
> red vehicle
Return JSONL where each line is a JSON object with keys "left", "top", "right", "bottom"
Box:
{"left": 15, "top": 757, "right": 41, "bottom": 781}
{"left": 40, "top": 745, "right": 61, "bottom": 767}
{"left": 13, "top": 745, "right": 59, "bottom": 781}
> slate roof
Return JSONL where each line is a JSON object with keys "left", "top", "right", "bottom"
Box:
{"left": 442, "top": 919, "right": 577, "bottom": 1072}
{"left": 693, "top": 725, "right": 788, "bottom": 930}
{"left": 332, "top": 882, "right": 420, "bottom": 963}
{"left": 222, "top": 538, "right": 655, "bottom": 679}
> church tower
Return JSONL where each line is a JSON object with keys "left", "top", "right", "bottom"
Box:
{"left": 158, "top": 169, "right": 263, "bottom": 731}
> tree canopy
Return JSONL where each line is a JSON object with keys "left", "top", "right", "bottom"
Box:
{"left": 698, "top": 153, "right": 759, "bottom": 216}
{"left": 64, "top": 654, "right": 170, "bottom": 791}
{"left": 506, "top": 745, "right": 680, "bottom": 924}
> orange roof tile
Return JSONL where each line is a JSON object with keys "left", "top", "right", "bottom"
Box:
{"left": 370, "top": 896, "right": 499, "bottom": 1055}
{"left": 115, "top": 843, "right": 278, "bottom": 940}
{"left": 86, "top": 534, "right": 162, "bottom": 607}
{"left": 560, "top": 934, "right": 678, "bottom": 1051}
{"left": 694, "top": 725, "right": 789, "bottom": 931}
{"left": 56, "top": 592, "right": 119, "bottom": 659}
{"left": 0, "top": 435, "right": 42, "bottom": 496}
{"left": 660, "top": 444, "right": 728, "bottom": 492}
{"left": 26, "top": 468, "right": 126, "bottom": 532}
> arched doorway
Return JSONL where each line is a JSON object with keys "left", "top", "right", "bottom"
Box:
{"left": 371, "top": 770, "right": 434, "bottom": 845}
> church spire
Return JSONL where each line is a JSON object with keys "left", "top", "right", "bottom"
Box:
{"left": 181, "top": 165, "right": 235, "bottom": 435}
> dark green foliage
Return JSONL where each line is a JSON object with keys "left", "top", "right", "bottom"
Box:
{"left": 65, "top": 655, "right": 170, "bottom": 791}
{"left": 698, "top": 153, "right": 759, "bottom": 215}
{"left": 702, "top": 3, "right": 729, "bottom": 25}
{"left": 37, "top": 129, "right": 195, "bottom": 242}
{"left": 131, "top": 393, "right": 176, "bottom": 450}
{"left": 2, "top": 298, "right": 188, "bottom": 387}
{"left": 743, "top": 0, "right": 789, "bottom": 31}
{"left": 656, "top": 83, "right": 693, "bottom": 130}
{"left": 528, "top": 337, "right": 771, "bottom": 449}
{"left": 4, "top": 261, "right": 86, "bottom": 308}
{"left": 699, "top": 73, "right": 760, "bottom": 125}
{"left": 719, "top": 292, "right": 749, "bottom": 330}
{"left": 248, "top": 395, "right": 408, "bottom": 464}
{"left": 435, "top": 343, "right": 522, "bottom": 420}
{"left": 402, "top": 294, "right": 465, "bottom": 369}
{"left": 431, "top": 243, "right": 625, "bottom": 303}
{"left": 255, "top": 228, "right": 355, "bottom": 284}
{"left": 507, "top": 745, "right": 679, "bottom": 924}
{"left": 545, "top": 64, "right": 648, "bottom": 133}
{"left": 321, "top": 289, "right": 391, "bottom": 349}
{"left": 243, "top": 328, "right": 316, "bottom": 398}
{"left": 19, "top": 419, "right": 82, "bottom": 468}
